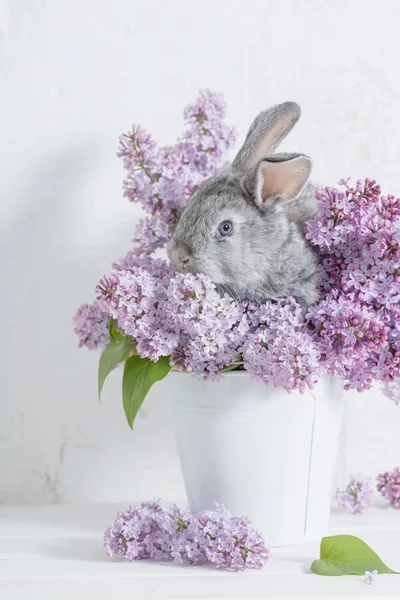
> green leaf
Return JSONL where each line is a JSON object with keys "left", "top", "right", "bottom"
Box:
{"left": 311, "top": 535, "right": 399, "bottom": 576}
{"left": 98, "top": 336, "right": 131, "bottom": 398}
{"left": 107, "top": 317, "right": 115, "bottom": 338}
{"left": 122, "top": 355, "right": 171, "bottom": 429}
{"left": 218, "top": 354, "right": 244, "bottom": 373}
{"left": 107, "top": 317, "right": 122, "bottom": 341}
{"left": 219, "top": 363, "right": 243, "bottom": 372}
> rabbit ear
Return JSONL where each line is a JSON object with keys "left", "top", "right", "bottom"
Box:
{"left": 232, "top": 102, "right": 301, "bottom": 171}
{"left": 242, "top": 153, "right": 312, "bottom": 207}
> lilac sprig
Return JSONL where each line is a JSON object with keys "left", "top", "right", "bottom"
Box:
{"left": 97, "top": 269, "right": 250, "bottom": 372}
{"left": 336, "top": 474, "right": 374, "bottom": 514}
{"left": 118, "top": 89, "right": 236, "bottom": 232}
{"left": 377, "top": 467, "right": 400, "bottom": 509}
{"left": 73, "top": 301, "right": 109, "bottom": 350}
{"left": 307, "top": 293, "right": 388, "bottom": 387}
{"left": 244, "top": 298, "right": 320, "bottom": 392}
{"left": 104, "top": 501, "right": 271, "bottom": 571}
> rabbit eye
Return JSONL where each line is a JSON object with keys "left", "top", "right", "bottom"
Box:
{"left": 218, "top": 220, "right": 233, "bottom": 237}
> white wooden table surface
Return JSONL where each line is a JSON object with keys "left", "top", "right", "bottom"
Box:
{"left": 1, "top": 503, "right": 400, "bottom": 599}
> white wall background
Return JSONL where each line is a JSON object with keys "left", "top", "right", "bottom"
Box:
{"left": 1, "top": 0, "right": 400, "bottom": 506}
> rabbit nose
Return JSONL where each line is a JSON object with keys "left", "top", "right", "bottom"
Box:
{"left": 176, "top": 245, "right": 191, "bottom": 266}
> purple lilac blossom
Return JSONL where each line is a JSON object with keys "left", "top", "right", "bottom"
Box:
{"left": 118, "top": 89, "right": 236, "bottom": 230}
{"left": 336, "top": 474, "right": 374, "bottom": 514}
{"left": 364, "top": 570, "right": 378, "bottom": 585}
{"left": 243, "top": 298, "right": 320, "bottom": 392}
{"left": 305, "top": 178, "right": 400, "bottom": 398}
{"left": 383, "top": 380, "right": 400, "bottom": 405}
{"left": 377, "top": 467, "right": 400, "bottom": 508}
{"left": 307, "top": 293, "right": 388, "bottom": 389}
{"left": 131, "top": 217, "right": 169, "bottom": 257}
{"left": 73, "top": 301, "right": 109, "bottom": 350}
{"left": 104, "top": 501, "right": 271, "bottom": 571}
{"left": 97, "top": 270, "right": 249, "bottom": 372}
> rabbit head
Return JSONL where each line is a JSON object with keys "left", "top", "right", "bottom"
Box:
{"left": 167, "top": 102, "right": 318, "bottom": 309}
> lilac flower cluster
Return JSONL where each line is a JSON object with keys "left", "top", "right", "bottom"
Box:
{"left": 104, "top": 501, "right": 270, "bottom": 571}
{"left": 336, "top": 474, "right": 374, "bottom": 514}
{"left": 306, "top": 178, "right": 400, "bottom": 400}
{"left": 383, "top": 381, "right": 400, "bottom": 406}
{"left": 117, "top": 90, "right": 236, "bottom": 252}
{"left": 377, "top": 467, "right": 400, "bottom": 509}
{"left": 243, "top": 299, "right": 320, "bottom": 393}
{"left": 73, "top": 301, "right": 109, "bottom": 350}
{"left": 74, "top": 90, "right": 400, "bottom": 400}
{"left": 97, "top": 265, "right": 250, "bottom": 377}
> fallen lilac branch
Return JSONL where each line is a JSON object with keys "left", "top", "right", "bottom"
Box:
{"left": 104, "top": 500, "right": 271, "bottom": 571}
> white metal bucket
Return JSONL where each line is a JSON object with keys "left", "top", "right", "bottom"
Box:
{"left": 171, "top": 372, "right": 344, "bottom": 547}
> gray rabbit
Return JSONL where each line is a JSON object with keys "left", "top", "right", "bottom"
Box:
{"left": 167, "top": 102, "right": 319, "bottom": 312}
